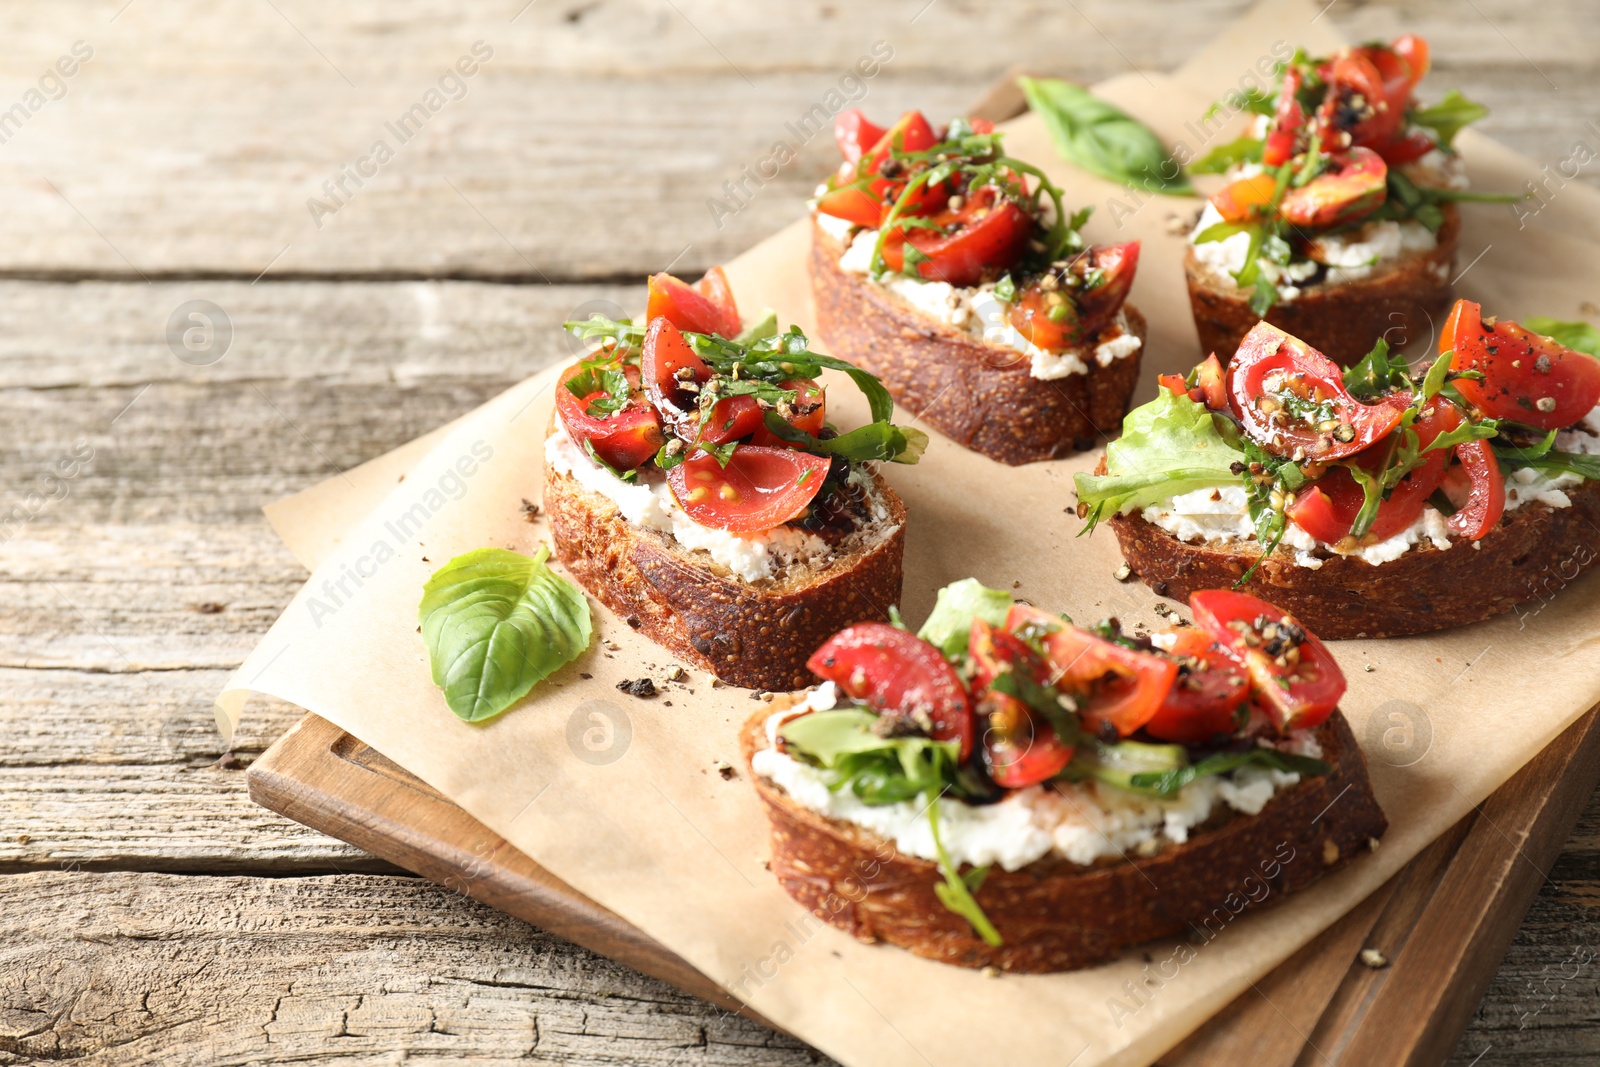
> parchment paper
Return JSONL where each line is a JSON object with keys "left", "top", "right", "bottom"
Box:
{"left": 223, "top": 2, "right": 1600, "bottom": 1064}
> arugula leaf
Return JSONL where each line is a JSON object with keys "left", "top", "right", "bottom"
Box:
{"left": 583, "top": 438, "right": 638, "bottom": 483}
{"left": 1347, "top": 463, "right": 1383, "bottom": 539}
{"left": 419, "top": 546, "right": 593, "bottom": 722}
{"left": 916, "top": 578, "right": 1014, "bottom": 659}
{"left": 1188, "top": 134, "right": 1264, "bottom": 175}
{"left": 927, "top": 791, "right": 1002, "bottom": 946}
{"left": 1074, "top": 390, "right": 1248, "bottom": 529}
{"left": 1496, "top": 449, "right": 1600, "bottom": 480}
{"left": 1409, "top": 90, "right": 1489, "bottom": 150}
{"left": 564, "top": 357, "right": 632, "bottom": 417}
{"left": 757, "top": 411, "right": 926, "bottom": 465}
{"left": 1522, "top": 317, "right": 1600, "bottom": 356}
{"left": 1128, "top": 747, "right": 1330, "bottom": 797}
{"left": 1018, "top": 76, "right": 1194, "bottom": 195}
{"left": 1343, "top": 338, "right": 1407, "bottom": 399}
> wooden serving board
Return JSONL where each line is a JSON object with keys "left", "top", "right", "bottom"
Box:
{"left": 244, "top": 73, "right": 1600, "bottom": 1066}
{"left": 248, "top": 706, "right": 1600, "bottom": 1067}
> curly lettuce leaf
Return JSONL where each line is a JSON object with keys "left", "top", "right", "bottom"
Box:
{"left": 1074, "top": 390, "right": 1247, "bottom": 530}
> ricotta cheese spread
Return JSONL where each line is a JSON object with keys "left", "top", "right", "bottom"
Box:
{"left": 826, "top": 220, "right": 1142, "bottom": 381}
{"left": 752, "top": 688, "right": 1323, "bottom": 870}
{"left": 1133, "top": 408, "right": 1600, "bottom": 569}
{"left": 545, "top": 425, "right": 894, "bottom": 583}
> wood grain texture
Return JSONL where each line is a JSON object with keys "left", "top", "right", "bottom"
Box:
{"left": 3, "top": 0, "right": 1599, "bottom": 1063}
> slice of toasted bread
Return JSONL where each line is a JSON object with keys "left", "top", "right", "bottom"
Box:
{"left": 544, "top": 444, "right": 907, "bottom": 692}
{"left": 1185, "top": 205, "right": 1459, "bottom": 366}
{"left": 743, "top": 703, "right": 1385, "bottom": 973}
{"left": 1106, "top": 477, "right": 1600, "bottom": 639}
{"left": 809, "top": 219, "right": 1146, "bottom": 466}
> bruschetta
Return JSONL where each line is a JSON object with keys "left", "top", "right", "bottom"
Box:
{"left": 743, "top": 580, "right": 1385, "bottom": 972}
{"left": 1185, "top": 35, "right": 1500, "bottom": 365}
{"left": 548, "top": 269, "right": 925, "bottom": 690}
{"left": 809, "top": 109, "right": 1146, "bottom": 465}
{"left": 1076, "top": 309, "right": 1600, "bottom": 638}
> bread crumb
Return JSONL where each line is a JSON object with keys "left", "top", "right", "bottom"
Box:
{"left": 1359, "top": 948, "right": 1389, "bottom": 969}
{"left": 615, "top": 678, "right": 657, "bottom": 698}
{"left": 981, "top": 966, "right": 1001, "bottom": 979}
{"left": 1367, "top": 836, "right": 1381, "bottom": 852}
{"left": 1322, "top": 839, "right": 1340, "bottom": 865}
{"left": 667, "top": 667, "right": 688, "bottom": 683}
{"left": 519, "top": 498, "right": 541, "bottom": 522}
{"left": 1113, "top": 563, "right": 1132, "bottom": 582}
{"left": 1363, "top": 664, "right": 1375, "bottom": 672}
{"left": 716, "top": 762, "right": 737, "bottom": 781}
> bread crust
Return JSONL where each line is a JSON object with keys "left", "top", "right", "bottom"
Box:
{"left": 1185, "top": 204, "right": 1460, "bottom": 366}
{"left": 743, "top": 704, "right": 1386, "bottom": 973}
{"left": 544, "top": 452, "right": 907, "bottom": 692}
{"left": 1106, "top": 477, "right": 1600, "bottom": 639}
{"left": 809, "top": 219, "right": 1146, "bottom": 466}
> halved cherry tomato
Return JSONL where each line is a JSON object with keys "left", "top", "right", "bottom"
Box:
{"left": 834, "top": 109, "right": 887, "bottom": 165}
{"left": 818, "top": 111, "right": 947, "bottom": 227}
{"left": 1159, "top": 372, "right": 1188, "bottom": 397}
{"left": 1444, "top": 437, "right": 1505, "bottom": 541}
{"left": 1286, "top": 397, "right": 1462, "bottom": 543}
{"left": 1227, "top": 322, "right": 1410, "bottom": 459}
{"left": 1319, "top": 51, "right": 1402, "bottom": 150}
{"left": 1389, "top": 34, "right": 1430, "bottom": 94}
{"left": 641, "top": 317, "right": 710, "bottom": 437}
{"left": 1191, "top": 352, "right": 1228, "bottom": 410}
{"left": 1210, "top": 171, "right": 1280, "bottom": 224}
{"left": 749, "top": 379, "right": 826, "bottom": 448}
{"left": 1007, "top": 243, "right": 1140, "bottom": 351}
{"left": 1190, "top": 590, "right": 1344, "bottom": 733}
{"left": 555, "top": 360, "right": 664, "bottom": 472}
{"left": 1279, "top": 148, "right": 1387, "bottom": 229}
{"left": 1262, "top": 66, "right": 1306, "bottom": 168}
{"left": 646, "top": 270, "right": 740, "bottom": 338}
{"left": 968, "top": 618, "right": 1074, "bottom": 786}
{"left": 1443, "top": 299, "right": 1600, "bottom": 432}
{"left": 696, "top": 394, "right": 766, "bottom": 446}
{"left": 879, "top": 184, "right": 1032, "bottom": 287}
{"left": 815, "top": 184, "right": 887, "bottom": 228}
{"left": 1004, "top": 605, "right": 1176, "bottom": 740}
{"left": 1143, "top": 628, "right": 1250, "bottom": 745}
{"left": 807, "top": 623, "right": 974, "bottom": 761}
{"left": 667, "top": 445, "right": 830, "bottom": 534}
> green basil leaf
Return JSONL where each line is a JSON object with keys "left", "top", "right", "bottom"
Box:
{"left": 1018, "top": 76, "right": 1194, "bottom": 195}
{"left": 1074, "top": 389, "right": 1248, "bottom": 530}
{"left": 916, "top": 578, "right": 1014, "bottom": 659}
{"left": 1409, "top": 90, "right": 1489, "bottom": 150}
{"left": 1496, "top": 448, "right": 1600, "bottom": 480}
{"left": 1343, "top": 337, "right": 1404, "bottom": 399}
{"left": 757, "top": 411, "right": 926, "bottom": 465}
{"left": 1522, "top": 317, "right": 1600, "bottom": 357}
{"left": 1122, "top": 747, "right": 1329, "bottom": 798}
{"left": 419, "top": 545, "right": 593, "bottom": 722}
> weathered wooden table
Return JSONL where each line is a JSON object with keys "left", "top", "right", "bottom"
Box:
{"left": 4, "top": 2, "right": 1597, "bottom": 1063}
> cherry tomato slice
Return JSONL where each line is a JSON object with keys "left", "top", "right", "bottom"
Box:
{"left": 816, "top": 184, "right": 886, "bottom": 228}
{"left": 696, "top": 394, "right": 766, "bottom": 446}
{"left": 807, "top": 623, "right": 975, "bottom": 761}
{"left": 555, "top": 361, "right": 664, "bottom": 472}
{"left": 641, "top": 317, "right": 711, "bottom": 437}
{"left": 878, "top": 184, "right": 1032, "bottom": 287}
{"left": 667, "top": 445, "right": 829, "bottom": 534}
{"left": 1279, "top": 148, "right": 1387, "bottom": 229}
{"left": 1443, "top": 299, "right": 1600, "bottom": 432}
{"left": 834, "top": 109, "right": 887, "bottom": 165}
{"left": 1389, "top": 34, "right": 1430, "bottom": 92}
{"left": 1445, "top": 437, "right": 1505, "bottom": 541}
{"left": 1004, "top": 604, "right": 1176, "bottom": 740}
{"left": 1212, "top": 171, "right": 1280, "bottom": 224}
{"left": 967, "top": 619, "right": 1074, "bottom": 786}
{"left": 1190, "top": 590, "right": 1345, "bottom": 734}
{"left": 1007, "top": 243, "right": 1139, "bottom": 351}
{"left": 1191, "top": 352, "right": 1229, "bottom": 410}
{"left": 1143, "top": 628, "right": 1250, "bottom": 745}
{"left": 1227, "top": 322, "right": 1410, "bottom": 460}
{"left": 1262, "top": 66, "right": 1306, "bottom": 168}
{"left": 748, "top": 379, "right": 826, "bottom": 448}
{"left": 692, "top": 266, "right": 740, "bottom": 326}
{"left": 1159, "top": 372, "right": 1189, "bottom": 398}
{"left": 646, "top": 271, "right": 741, "bottom": 339}
{"left": 1321, "top": 51, "right": 1402, "bottom": 149}
{"left": 1285, "top": 468, "right": 1365, "bottom": 543}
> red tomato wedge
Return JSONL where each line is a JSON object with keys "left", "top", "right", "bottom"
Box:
{"left": 748, "top": 379, "right": 826, "bottom": 448}
{"left": 1004, "top": 605, "right": 1176, "bottom": 740}
{"left": 555, "top": 361, "right": 663, "bottom": 472}
{"left": 1227, "top": 322, "right": 1410, "bottom": 459}
{"left": 1008, "top": 243, "right": 1140, "bottom": 351}
{"left": 968, "top": 619, "right": 1073, "bottom": 788}
{"left": 834, "top": 109, "right": 886, "bottom": 164}
{"left": 1278, "top": 148, "right": 1386, "bottom": 230}
{"left": 1190, "top": 590, "right": 1344, "bottom": 733}
{"left": 1285, "top": 469, "right": 1365, "bottom": 544}
{"left": 641, "top": 317, "right": 709, "bottom": 437}
{"left": 818, "top": 111, "right": 946, "bottom": 227}
{"left": 878, "top": 184, "right": 1032, "bottom": 287}
{"left": 1143, "top": 628, "right": 1250, "bottom": 745}
{"left": 1320, "top": 53, "right": 1402, "bottom": 149}
{"left": 1444, "top": 437, "right": 1505, "bottom": 541}
{"left": 815, "top": 184, "right": 886, "bottom": 228}
{"left": 1262, "top": 65, "right": 1306, "bottom": 168}
{"left": 1210, "top": 171, "right": 1280, "bottom": 224}
{"left": 646, "top": 271, "right": 740, "bottom": 339}
{"left": 666, "top": 446, "right": 830, "bottom": 534}
{"left": 807, "top": 623, "right": 975, "bottom": 761}
{"left": 1442, "top": 299, "right": 1600, "bottom": 432}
